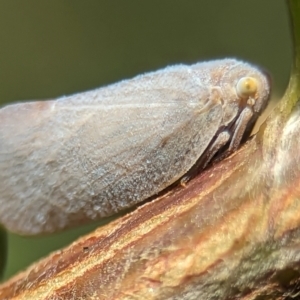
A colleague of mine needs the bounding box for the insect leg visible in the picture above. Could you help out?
[228,106,253,152]
[180,130,230,184]
[201,131,231,168]
[181,106,254,185]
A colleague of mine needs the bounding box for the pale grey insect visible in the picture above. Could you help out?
[0,59,270,235]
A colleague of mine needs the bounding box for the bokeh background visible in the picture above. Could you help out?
[0,1,291,280]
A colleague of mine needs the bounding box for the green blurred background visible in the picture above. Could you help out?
[0,1,292,280]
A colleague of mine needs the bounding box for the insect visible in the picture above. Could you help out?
[0,59,270,235]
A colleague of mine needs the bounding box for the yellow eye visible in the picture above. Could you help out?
[236,77,257,98]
